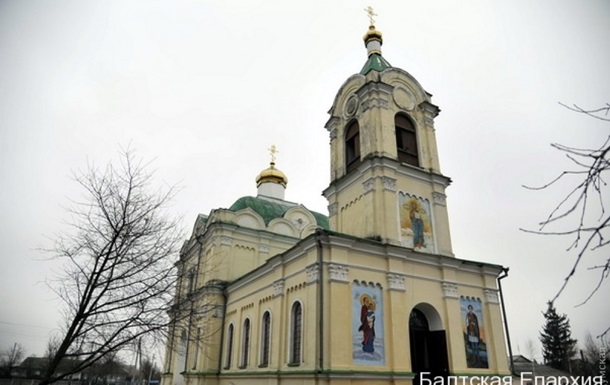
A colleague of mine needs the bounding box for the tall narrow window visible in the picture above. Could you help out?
[260,311,271,366]
[241,319,250,368]
[345,120,361,172]
[188,269,195,294]
[225,324,234,369]
[395,114,419,167]
[290,302,302,364]
[192,327,201,370]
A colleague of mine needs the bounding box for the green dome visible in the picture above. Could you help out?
[229,196,329,230]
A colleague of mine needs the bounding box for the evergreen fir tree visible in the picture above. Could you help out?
[540,302,577,372]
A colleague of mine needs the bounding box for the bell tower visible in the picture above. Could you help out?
[323,10,454,256]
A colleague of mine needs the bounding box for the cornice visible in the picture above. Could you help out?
[324,155,451,198]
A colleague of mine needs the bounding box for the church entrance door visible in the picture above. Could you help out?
[409,307,449,382]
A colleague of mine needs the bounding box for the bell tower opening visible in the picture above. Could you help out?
[345,120,361,173]
[395,113,419,167]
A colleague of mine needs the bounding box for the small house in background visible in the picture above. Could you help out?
[512,355,572,381]
[10,357,83,381]
[9,356,141,385]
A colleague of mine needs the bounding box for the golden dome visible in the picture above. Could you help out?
[256,162,288,187]
[363,25,383,45]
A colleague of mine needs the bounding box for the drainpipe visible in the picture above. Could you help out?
[497,267,514,375]
[315,229,325,374]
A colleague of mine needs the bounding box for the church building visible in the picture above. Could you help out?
[161,13,512,385]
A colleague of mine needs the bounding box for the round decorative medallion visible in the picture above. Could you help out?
[393,86,415,111]
[343,94,359,118]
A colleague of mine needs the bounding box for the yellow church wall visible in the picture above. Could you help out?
[326,279,351,370]
[335,192,367,237]
[317,238,508,378]
[221,246,320,375]
[326,155,453,253]
[166,233,510,385]
[168,234,317,381]
[223,277,278,371]
[442,296,467,372]
[454,270,487,288]
[385,289,411,372]
[191,223,303,287]
[484,303,510,375]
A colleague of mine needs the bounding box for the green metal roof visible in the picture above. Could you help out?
[310,211,329,230]
[229,196,329,230]
[360,53,392,75]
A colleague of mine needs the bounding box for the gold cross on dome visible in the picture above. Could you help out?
[364,6,377,26]
[268,145,279,163]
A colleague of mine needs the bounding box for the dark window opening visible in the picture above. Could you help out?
[241,319,250,368]
[345,121,361,173]
[225,324,234,369]
[260,312,271,366]
[395,114,419,167]
[188,270,195,294]
[290,302,302,364]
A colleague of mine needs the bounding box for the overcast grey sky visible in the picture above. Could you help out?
[1,0,609,362]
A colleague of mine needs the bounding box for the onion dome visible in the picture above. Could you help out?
[363,25,383,56]
[256,145,288,200]
[256,161,288,188]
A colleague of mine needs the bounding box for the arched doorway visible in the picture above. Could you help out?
[409,304,449,381]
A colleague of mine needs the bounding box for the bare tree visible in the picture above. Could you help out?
[524,339,538,374]
[41,149,183,385]
[44,335,61,361]
[0,343,25,377]
[83,353,128,385]
[522,103,610,336]
[141,357,160,384]
[571,332,610,377]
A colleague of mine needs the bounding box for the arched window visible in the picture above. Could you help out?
[187,269,195,294]
[240,319,250,368]
[289,302,303,364]
[395,114,419,167]
[260,311,271,366]
[225,324,234,369]
[345,120,361,172]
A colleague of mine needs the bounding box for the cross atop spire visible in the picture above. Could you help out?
[361,6,387,66]
[268,145,279,163]
[364,6,377,26]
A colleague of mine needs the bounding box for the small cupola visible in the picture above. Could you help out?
[363,24,383,56]
[360,6,391,75]
[256,145,288,200]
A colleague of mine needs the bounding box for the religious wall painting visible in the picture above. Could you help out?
[460,296,489,368]
[352,282,385,365]
[398,192,435,253]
